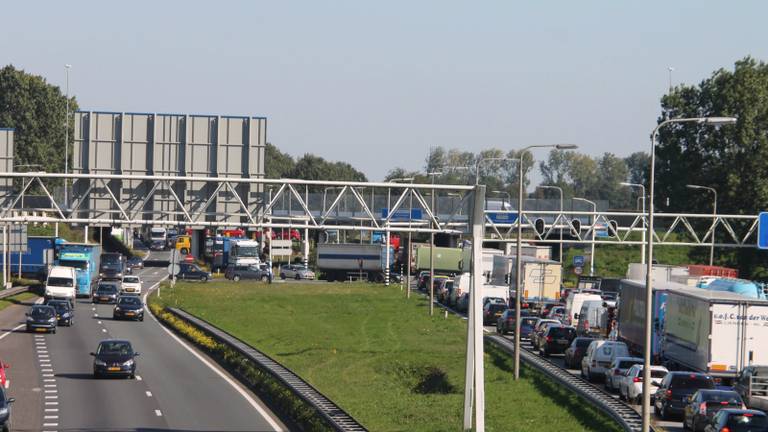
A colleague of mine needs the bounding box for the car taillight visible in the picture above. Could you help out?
[546,336,552,343]
[720,401,730,405]
[699,402,707,415]
[665,389,672,399]
[632,377,641,383]
[721,427,731,432]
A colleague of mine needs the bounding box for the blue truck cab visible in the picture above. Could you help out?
[55,244,102,297]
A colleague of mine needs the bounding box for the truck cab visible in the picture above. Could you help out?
[45,266,77,305]
[734,365,768,412]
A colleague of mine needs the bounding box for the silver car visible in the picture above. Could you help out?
[279,264,315,280]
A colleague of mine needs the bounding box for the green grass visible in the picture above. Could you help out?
[151,281,622,432]
[0,292,38,313]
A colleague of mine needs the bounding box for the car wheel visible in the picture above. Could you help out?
[295,274,301,280]
[261,276,269,282]
[233,275,241,282]
[660,404,668,420]
[280,273,286,280]
[51,328,56,334]
[682,417,690,430]
[140,316,144,322]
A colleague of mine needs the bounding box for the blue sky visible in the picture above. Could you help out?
[2,1,766,181]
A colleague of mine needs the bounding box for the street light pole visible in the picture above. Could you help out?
[641,116,737,432]
[537,185,563,263]
[64,64,71,209]
[621,182,646,264]
[573,197,596,276]
[514,144,577,380]
[427,171,441,316]
[686,184,717,266]
[391,178,415,298]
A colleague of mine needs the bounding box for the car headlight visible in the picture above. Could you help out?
[122,359,134,366]
[0,407,8,416]
[62,312,70,318]
[114,307,121,312]
[26,317,33,322]
[100,273,104,277]
[95,359,107,366]
[48,317,56,323]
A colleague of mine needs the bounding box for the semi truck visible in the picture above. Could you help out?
[210,237,261,271]
[56,243,102,297]
[316,243,394,282]
[1,236,63,280]
[490,255,562,313]
[415,246,463,273]
[663,288,768,384]
[148,227,167,250]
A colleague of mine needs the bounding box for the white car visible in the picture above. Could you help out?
[121,275,142,294]
[581,340,629,382]
[619,364,668,405]
[604,356,643,392]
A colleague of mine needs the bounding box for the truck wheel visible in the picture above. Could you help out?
[181,248,189,255]
[233,275,241,282]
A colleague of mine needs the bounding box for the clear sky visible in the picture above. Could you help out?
[2,1,766,181]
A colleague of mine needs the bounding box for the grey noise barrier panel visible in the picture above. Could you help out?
[487,334,653,432]
[167,307,368,432]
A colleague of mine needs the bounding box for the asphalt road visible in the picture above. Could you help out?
[0,249,285,432]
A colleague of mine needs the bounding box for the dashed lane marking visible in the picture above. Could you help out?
[44,402,58,405]
[155,410,162,417]
[98,321,102,324]
[101,328,107,333]
[45,408,58,412]
[146,391,152,397]
[135,375,142,381]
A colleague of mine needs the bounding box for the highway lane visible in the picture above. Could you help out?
[45,250,285,432]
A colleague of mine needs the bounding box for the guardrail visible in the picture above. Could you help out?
[0,286,31,300]
[487,334,652,432]
[166,308,367,432]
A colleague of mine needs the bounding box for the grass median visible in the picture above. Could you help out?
[0,292,37,313]
[150,281,622,432]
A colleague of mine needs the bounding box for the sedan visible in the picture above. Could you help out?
[0,387,15,432]
[684,390,745,431]
[126,255,144,270]
[225,264,272,282]
[538,325,576,357]
[91,339,139,379]
[121,275,142,294]
[113,296,145,322]
[279,264,315,280]
[47,300,74,326]
[26,305,57,333]
[704,409,768,432]
[483,303,508,326]
[93,282,120,304]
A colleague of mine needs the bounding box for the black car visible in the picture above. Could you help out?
[0,386,15,432]
[704,409,768,432]
[177,263,211,282]
[126,256,144,270]
[483,303,508,326]
[654,372,715,420]
[224,264,271,282]
[538,325,576,357]
[91,339,139,378]
[47,300,74,326]
[113,296,145,321]
[93,282,120,304]
[684,390,745,431]
[564,337,596,369]
[26,305,57,333]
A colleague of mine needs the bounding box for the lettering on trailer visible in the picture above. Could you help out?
[59,253,87,259]
[527,267,559,285]
[712,313,768,323]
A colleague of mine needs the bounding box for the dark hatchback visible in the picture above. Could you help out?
[93,282,120,304]
[126,256,144,270]
[564,337,596,369]
[538,325,576,357]
[113,296,145,321]
[483,303,508,325]
[224,264,271,282]
[704,409,768,432]
[684,389,745,431]
[91,339,139,378]
[654,372,715,419]
[26,305,57,333]
[0,386,15,432]
[47,300,74,326]
[177,263,211,282]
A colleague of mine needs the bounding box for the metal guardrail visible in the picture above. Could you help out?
[487,334,652,432]
[0,285,31,300]
[166,308,368,432]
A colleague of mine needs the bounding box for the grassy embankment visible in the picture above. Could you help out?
[0,292,38,313]
[150,281,622,432]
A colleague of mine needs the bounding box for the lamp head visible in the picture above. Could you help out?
[700,117,737,125]
[555,144,578,150]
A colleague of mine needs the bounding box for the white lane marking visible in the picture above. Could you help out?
[101,328,107,333]
[44,415,58,419]
[94,313,99,317]
[44,395,57,399]
[45,408,59,412]
[145,391,152,397]
[135,375,142,381]
[144,284,283,432]
[97,321,102,324]
[92,307,96,311]
[44,390,57,393]
[42,368,53,372]
[153,271,159,275]
[0,324,27,341]
[43,379,56,382]
[43,423,58,427]
[44,384,56,388]
[38,354,50,358]
[44,401,58,405]
[42,374,54,377]
[155,409,162,416]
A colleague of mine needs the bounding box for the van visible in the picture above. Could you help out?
[565,292,603,327]
[581,340,630,382]
[576,300,608,337]
[45,266,77,305]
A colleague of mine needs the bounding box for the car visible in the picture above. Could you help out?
[604,356,643,392]
[0,386,15,432]
[435,279,453,303]
[483,303,508,326]
[456,292,470,312]
[684,390,746,431]
[564,337,596,369]
[177,263,212,282]
[654,372,716,420]
[126,255,144,270]
[546,305,567,320]
[530,319,561,349]
[619,364,668,405]
[0,361,9,390]
[497,312,537,336]
[225,264,272,282]
[47,299,74,326]
[26,305,57,333]
[704,409,768,432]
[417,271,431,290]
[121,275,142,294]
[539,302,560,318]
[113,296,145,321]
[279,264,315,280]
[91,339,139,379]
[538,325,576,357]
[581,340,629,382]
[483,297,507,306]
[93,282,120,304]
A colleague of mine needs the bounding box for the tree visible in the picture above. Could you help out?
[288,154,367,182]
[265,142,295,178]
[0,65,78,173]
[655,56,768,276]
[624,151,649,186]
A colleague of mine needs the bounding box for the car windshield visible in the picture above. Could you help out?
[671,375,714,389]
[118,297,141,306]
[49,302,69,313]
[48,277,73,287]
[488,304,507,313]
[58,259,88,270]
[97,285,118,294]
[102,254,122,265]
[31,307,55,319]
[701,391,742,404]
[123,277,140,283]
[97,341,133,356]
[650,370,668,379]
[726,413,768,430]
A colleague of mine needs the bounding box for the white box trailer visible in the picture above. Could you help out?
[663,287,768,381]
[626,263,688,283]
[490,255,561,309]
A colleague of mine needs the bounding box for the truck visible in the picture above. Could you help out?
[148,227,167,250]
[55,244,102,297]
[490,254,562,313]
[616,279,688,358]
[1,236,63,280]
[663,288,768,384]
[733,365,768,411]
[626,263,688,283]
[228,238,261,267]
[415,246,463,273]
[99,252,126,281]
[316,243,394,282]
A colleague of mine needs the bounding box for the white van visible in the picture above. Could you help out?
[565,292,602,327]
[576,300,608,337]
[581,340,630,382]
[45,266,77,305]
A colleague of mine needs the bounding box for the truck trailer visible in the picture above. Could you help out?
[317,243,394,282]
[663,288,768,383]
[56,243,102,297]
[415,246,463,273]
[1,236,62,280]
[490,255,561,313]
